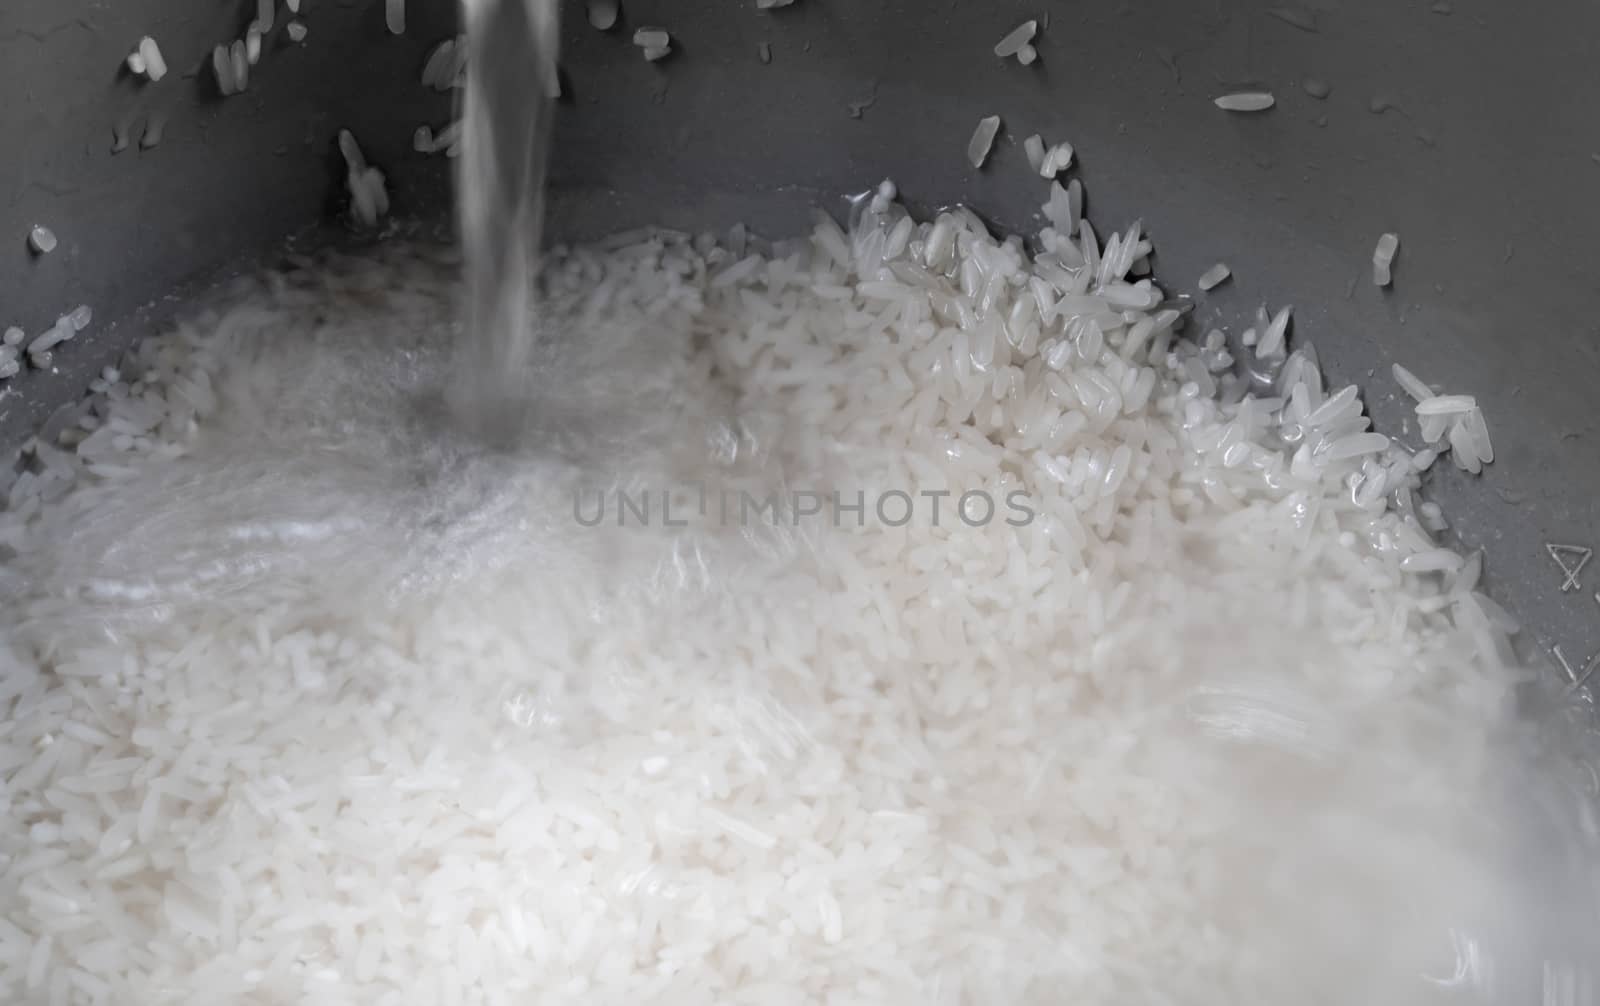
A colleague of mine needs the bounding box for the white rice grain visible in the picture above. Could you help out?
[338,129,367,172]
[1447,420,1481,474]
[1040,141,1074,177]
[1304,385,1358,428]
[1198,263,1231,291]
[968,115,1001,169]
[633,28,670,49]
[28,225,57,255]
[1214,92,1275,112]
[1402,549,1464,574]
[1322,431,1389,460]
[230,40,249,92]
[421,39,456,88]
[212,44,235,95]
[1391,363,1434,402]
[994,20,1037,58]
[27,324,71,358]
[1044,181,1074,234]
[587,0,619,30]
[1023,134,1045,174]
[1373,232,1399,286]
[433,121,462,151]
[1255,304,1292,357]
[1418,501,1448,531]
[139,37,168,81]
[1462,407,1493,464]
[1414,394,1476,417]
[139,115,166,150]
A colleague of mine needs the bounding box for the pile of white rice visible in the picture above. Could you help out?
[0,186,1582,1003]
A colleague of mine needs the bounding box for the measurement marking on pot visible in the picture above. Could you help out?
[1552,645,1600,691]
[1554,646,1577,682]
[1544,543,1591,592]
[1573,654,1600,692]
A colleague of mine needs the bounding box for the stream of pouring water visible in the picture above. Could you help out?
[451,0,561,443]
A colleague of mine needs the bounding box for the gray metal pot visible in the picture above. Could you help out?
[3,0,1600,993]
